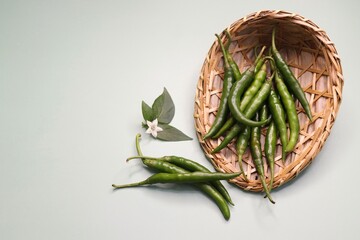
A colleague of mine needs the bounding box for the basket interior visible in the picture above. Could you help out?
[194,11,343,192]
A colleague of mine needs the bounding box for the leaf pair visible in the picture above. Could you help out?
[142,88,192,141]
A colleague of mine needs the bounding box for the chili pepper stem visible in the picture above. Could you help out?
[135,134,144,156]
[127,156,159,162]
[215,34,230,68]
[112,181,148,189]
[254,46,266,64]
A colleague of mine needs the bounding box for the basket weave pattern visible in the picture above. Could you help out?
[194,10,343,191]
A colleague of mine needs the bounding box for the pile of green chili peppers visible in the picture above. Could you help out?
[112,134,240,220]
[204,28,312,203]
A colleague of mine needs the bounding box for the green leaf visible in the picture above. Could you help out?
[156,124,192,141]
[152,88,175,124]
[141,101,155,121]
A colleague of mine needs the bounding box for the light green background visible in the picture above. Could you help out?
[1,0,359,239]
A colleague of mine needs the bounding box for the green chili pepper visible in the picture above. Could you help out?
[268,88,287,162]
[137,160,232,220]
[203,34,234,140]
[260,104,269,121]
[254,57,265,74]
[225,30,242,81]
[271,28,312,121]
[274,70,300,153]
[239,63,267,113]
[250,112,275,204]
[212,54,268,139]
[260,104,273,191]
[212,123,242,153]
[212,73,274,153]
[133,134,232,220]
[112,171,240,188]
[228,48,271,127]
[128,154,235,206]
[235,126,251,181]
[241,72,274,123]
[212,117,235,139]
[260,104,277,192]
[265,120,277,192]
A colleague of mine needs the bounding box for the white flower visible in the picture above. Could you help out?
[145,119,163,138]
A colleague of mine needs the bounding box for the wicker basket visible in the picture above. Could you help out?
[194,10,343,192]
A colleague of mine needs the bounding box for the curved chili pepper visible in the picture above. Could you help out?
[250,112,275,204]
[212,123,242,153]
[212,73,274,153]
[212,53,268,139]
[268,88,287,162]
[227,47,271,127]
[203,34,234,140]
[254,57,265,74]
[228,65,271,127]
[265,120,277,192]
[128,154,235,206]
[236,126,251,181]
[212,116,235,139]
[241,72,274,125]
[224,30,242,81]
[121,157,232,221]
[260,104,275,191]
[239,62,267,112]
[271,28,312,121]
[134,134,231,220]
[274,70,300,153]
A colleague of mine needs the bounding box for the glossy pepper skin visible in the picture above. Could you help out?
[240,63,267,112]
[224,30,242,81]
[203,34,234,140]
[271,28,312,121]
[227,47,271,127]
[265,120,277,192]
[268,88,288,162]
[212,117,235,139]
[274,70,300,153]
[260,104,276,191]
[228,65,271,127]
[236,126,251,181]
[254,57,265,74]
[250,112,275,204]
[212,54,268,139]
[112,171,240,188]
[134,134,231,220]
[211,73,274,153]
[128,159,232,220]
[144,155,234,206]
[212,123,242,153]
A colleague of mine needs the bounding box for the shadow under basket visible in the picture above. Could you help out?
[194,10,343,192]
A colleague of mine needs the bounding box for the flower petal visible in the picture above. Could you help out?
[153,118,158,126]
[151,130,158,138]
[145,128,152,134]
[146,120,153,128]
[155,126,163,132]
